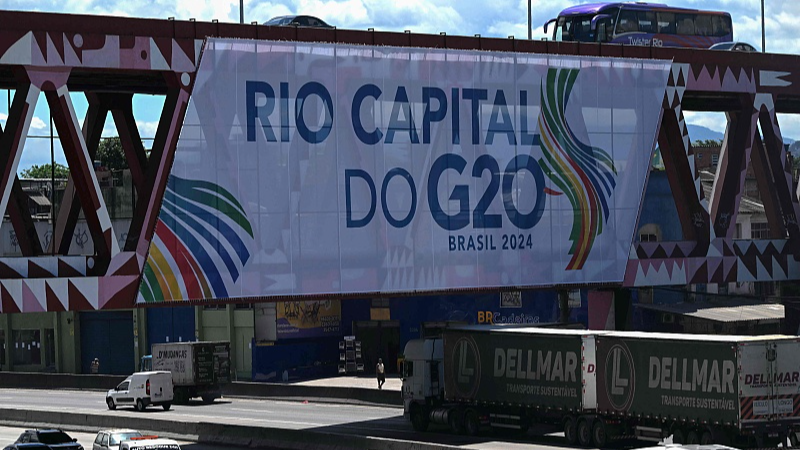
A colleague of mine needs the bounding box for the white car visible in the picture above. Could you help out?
[92,430,143,450]
[106,371,174,411]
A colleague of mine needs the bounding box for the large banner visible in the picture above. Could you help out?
[137,38,670,303]
[276,300,341,339]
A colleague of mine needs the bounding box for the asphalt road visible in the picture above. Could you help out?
[0,388,646,450]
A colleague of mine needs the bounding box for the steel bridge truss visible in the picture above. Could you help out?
[0,10,797,311]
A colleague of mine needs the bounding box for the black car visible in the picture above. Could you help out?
[7,430,83,450]
[264,15,333,28]
[3,444,50,450]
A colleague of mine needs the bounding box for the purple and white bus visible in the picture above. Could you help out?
[544,2,733,48]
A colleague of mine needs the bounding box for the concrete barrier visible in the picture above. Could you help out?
[0,408,459,450]
[0,373,402,406]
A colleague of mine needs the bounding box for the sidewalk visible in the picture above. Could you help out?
[292,374,402,391]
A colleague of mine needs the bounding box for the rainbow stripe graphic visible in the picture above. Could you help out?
[537,68,617,270]
[139,175,254,302]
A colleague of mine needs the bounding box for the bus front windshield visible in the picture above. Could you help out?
[553,15,595,42]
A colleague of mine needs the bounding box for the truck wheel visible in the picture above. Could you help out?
[563,416,578,445]
[577,418,592,447]
[790,431,799,447]
[162,402,171,411]
[672,428,685,444]
[202,395,215,404]
[700,430,713,445]
[464,410,480,437]
[592,418,608,448]
[686,430,699,444]
[410,405,429,432]
[135,399,146,412]
[449,409,464,435]
[106,397,116,410]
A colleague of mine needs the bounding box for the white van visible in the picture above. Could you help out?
[118,437,181,450]
[106,371,174,412]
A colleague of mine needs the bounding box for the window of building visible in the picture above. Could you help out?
[711,154,719,168]
[751,222,770,239]
[638,223,662,242]
[12,329,41,366]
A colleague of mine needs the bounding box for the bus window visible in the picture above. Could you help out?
[637,11,656,33]
[554,16,568,41]
[694,14,712,36]
[712,15,732,37]
[657,12,675,34]
[676,14,695,35]
[616,9,638,33]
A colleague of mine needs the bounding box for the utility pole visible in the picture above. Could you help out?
[528,0,532,40]
[240,0,244,24]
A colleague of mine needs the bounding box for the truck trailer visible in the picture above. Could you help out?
[402,326,800,448]
[140,341,231,403]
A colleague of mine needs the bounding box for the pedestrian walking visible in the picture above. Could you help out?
[90,357,100,374]
[376,358,385,389]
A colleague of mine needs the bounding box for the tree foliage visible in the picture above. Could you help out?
[20,163,70,179]
[96,137,128,171]
[692,139,723,147]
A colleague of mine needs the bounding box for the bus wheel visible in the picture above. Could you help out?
[700,430,713,445]
[686,430,699,445]
[464,409,480,436]
[577,417,592,447]
[592,418,608,448]
[790,431,799,447]
[564,416,578,445]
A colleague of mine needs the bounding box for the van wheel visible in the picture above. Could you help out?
[106,397,116,410]
[464,409,480,436]
[135,399,146,412]
[162,403,171,411]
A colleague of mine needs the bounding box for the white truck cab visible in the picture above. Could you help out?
[106,371,174,412]
[402,338,444,431]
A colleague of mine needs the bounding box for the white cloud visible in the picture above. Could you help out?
[29,116,47,130]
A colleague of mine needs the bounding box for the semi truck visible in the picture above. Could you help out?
[140,341,231,403]
[402,326,800,448]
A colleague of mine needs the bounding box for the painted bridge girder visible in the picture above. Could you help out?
[0,10,796,311]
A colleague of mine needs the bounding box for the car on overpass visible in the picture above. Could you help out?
[264,15,333,28]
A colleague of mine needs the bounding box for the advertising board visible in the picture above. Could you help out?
[276,300,341,339]
[595,335,739,424]
[137,38,670,303]
[443,329,583,408]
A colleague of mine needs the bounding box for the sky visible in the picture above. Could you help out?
[1,0,798,170]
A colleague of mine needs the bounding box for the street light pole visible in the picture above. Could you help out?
[761,0,765,52]
[240,0,244,24]
[528,0,532,39]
